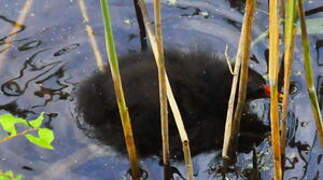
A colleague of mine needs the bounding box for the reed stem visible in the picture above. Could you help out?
[137,1,193,178]
[269,0,283,179]
[281,0,297,157]
[297,0,323,145]
[222,0,256,163]
[99,0,140,178]
[153,0,170,166]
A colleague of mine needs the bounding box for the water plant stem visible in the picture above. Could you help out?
[153,0,170,166]
[222,0,256,164]
[281,0,297,157]
[269,0,282,179]
[137,1,193,179]
[99,0,140,178]
[77,0,105,72]
[297,0,323,145]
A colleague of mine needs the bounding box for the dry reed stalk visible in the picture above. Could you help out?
[0,0,34,67]
[137,0,193,179]
[153,0,170,165]
[77,0,105,72]
[269,0,283,179]
[166,76,193,180]
[99,0,140,178]
[281,0,297,156]
[297,0,323,145]
[222,0,256,163]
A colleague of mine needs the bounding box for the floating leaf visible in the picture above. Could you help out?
[29,113,45,128]
[0,170,23,180]
[0,114,28,136]
[25,128,54,150]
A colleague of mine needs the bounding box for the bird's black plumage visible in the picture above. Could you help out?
[76,50,269,159]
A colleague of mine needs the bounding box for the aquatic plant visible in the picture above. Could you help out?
[136,0,194,178]
[99,0,140,178]
[0,113,54,149]
[297,0,323,144]
[0,170,23,180]
[268,0,283,179]
[0,113,55,180]
[222,0,256,164]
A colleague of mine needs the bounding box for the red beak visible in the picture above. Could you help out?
[262,84,284,99]
[262,84,271,97]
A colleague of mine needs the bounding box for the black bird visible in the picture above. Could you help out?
[75,50,269,159]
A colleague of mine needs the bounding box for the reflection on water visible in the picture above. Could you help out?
[0,15,25,46]
[17,40,42,51]
[0,0,322,179]
[1,49,61,96]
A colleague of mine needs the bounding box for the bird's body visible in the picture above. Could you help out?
[76,50,269,159]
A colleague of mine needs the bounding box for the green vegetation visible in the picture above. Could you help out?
[99,0,140,178]
[0,113,55,180]
[0,170,23,180]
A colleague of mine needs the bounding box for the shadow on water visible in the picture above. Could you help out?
[0,0,322,179]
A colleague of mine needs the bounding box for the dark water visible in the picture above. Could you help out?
[0,0,322,179]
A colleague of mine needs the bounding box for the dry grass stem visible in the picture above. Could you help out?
[222,0,256,163]
[269,0,282,179]
[137,0,193,178]
[224,45,235,75]
[153,0,170,165]
[166,76,193,180]
[77,0,105,72]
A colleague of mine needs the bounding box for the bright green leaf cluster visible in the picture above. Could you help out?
[25,128,55,150]
[0,114,28,136]
[0,170,23,180]
[0,113,55,150]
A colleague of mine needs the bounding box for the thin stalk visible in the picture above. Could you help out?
[153,0,170,166]
[281,0,297,157]
[137,1,193,179]
[166,77,193,180]
[99,0,140,178]
[269,0,282,179]
[0,128,37,143]
[222,0,256,163]
[77,0,105,72]
[297,0,323,145]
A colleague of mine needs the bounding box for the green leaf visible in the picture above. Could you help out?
[0,170,23,180]
[0,114,28,136]
[29,113,45,128]
[25,128,55,150]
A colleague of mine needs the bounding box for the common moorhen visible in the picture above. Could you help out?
[76,50,269,159]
